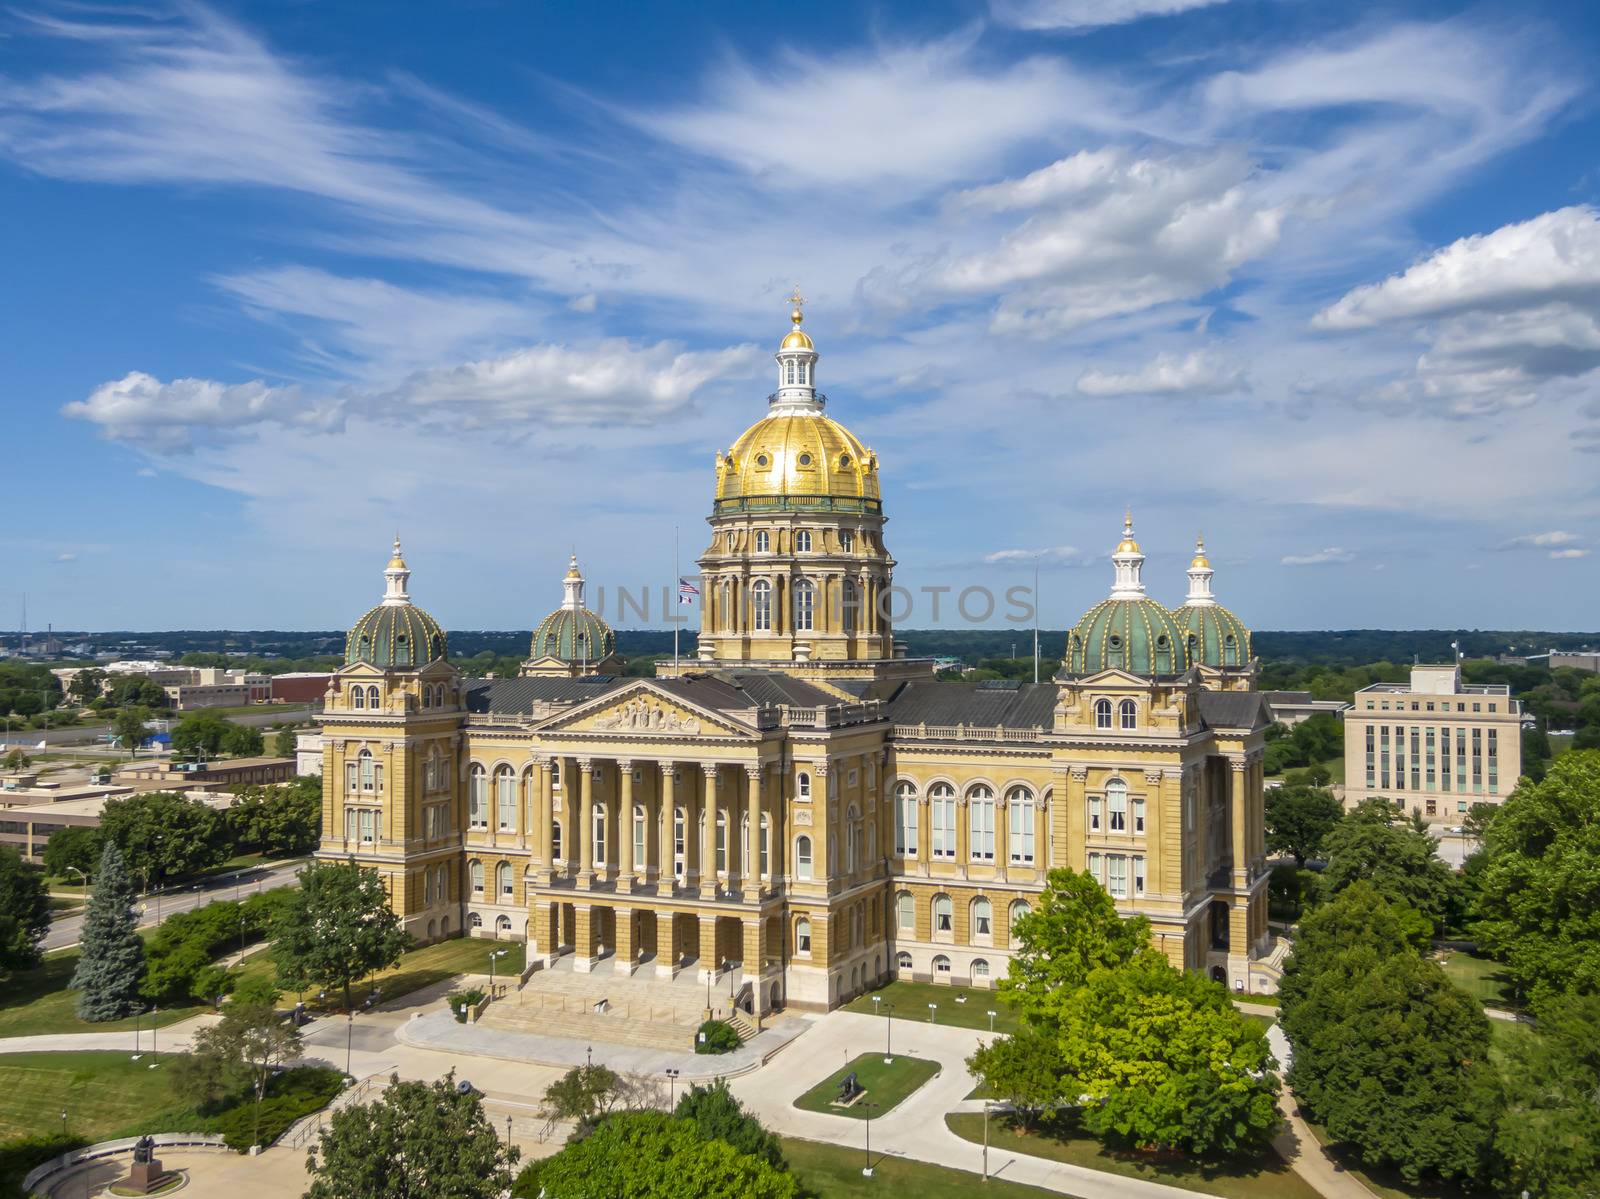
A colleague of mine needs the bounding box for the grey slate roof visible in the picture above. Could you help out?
[465,676,629,713]
[883,681,1058,729]
[1197,690,1269,730]
[466,669,840,717]
[1261,690,1313,705]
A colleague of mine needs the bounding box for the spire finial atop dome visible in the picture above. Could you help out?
[774,284,820,412]
[382,535,411,605]
[1109,511,1146,599]
[562,554,585,612]
[1190,533,1210,571]
[1186,533,1216,606]
[787,283,805,328]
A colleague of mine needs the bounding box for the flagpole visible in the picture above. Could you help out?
[673,526,680,671]
[1033,557,1041,685]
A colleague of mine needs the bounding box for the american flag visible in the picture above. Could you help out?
[678,577,699,605]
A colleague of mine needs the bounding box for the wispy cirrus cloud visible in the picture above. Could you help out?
[1077,351,1246,396]
[1550,548,1592,560]
[984,546,1095,565]
[1281,547,1354,566]
[991,0,1231,31]
[1499,530,1582,549]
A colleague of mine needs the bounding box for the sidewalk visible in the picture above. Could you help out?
[0,1013,217,1055]
[1266,1023,1378,1199]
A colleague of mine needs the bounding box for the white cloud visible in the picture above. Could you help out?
[62,372,342,452]
[1550,548,1591,560]
[984,546,1090,564]
[1281,547,1354,566]
[862,148,1284,334]
[991,0,1230,30]
[1077,351,1246,396]
[1500,530,1581,549]
[635,38,1116,191]
[567,293,598,314]
[54,552,77,563]
[376,340,761,428]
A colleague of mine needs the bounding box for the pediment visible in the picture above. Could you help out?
[540,682,750,739]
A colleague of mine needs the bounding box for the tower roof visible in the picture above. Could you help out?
[529,554,615,663]
[1061,514,1189,679]
[345,537,447,669]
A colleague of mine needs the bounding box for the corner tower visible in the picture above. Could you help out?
[683,291,925,686]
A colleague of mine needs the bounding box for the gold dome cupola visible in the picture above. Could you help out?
[772,284,821,415]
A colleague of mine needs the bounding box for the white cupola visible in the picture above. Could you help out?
[771,285,822,416]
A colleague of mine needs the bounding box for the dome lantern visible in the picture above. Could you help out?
[525,553,618,675]
[772,284,821,416]
[1061,514,1190,679]
[1110,510,1146,599]
[1184,535,1215,607]
[345,536,448,669]
[1174,536,1252,669]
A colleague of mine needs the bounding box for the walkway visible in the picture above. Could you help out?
[1266,1024,1377,1199]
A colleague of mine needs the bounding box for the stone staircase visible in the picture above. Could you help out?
[479,961,713,1052]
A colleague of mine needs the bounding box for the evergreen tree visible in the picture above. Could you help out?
[70,841,147,1020]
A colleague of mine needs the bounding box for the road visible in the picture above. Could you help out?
[0,704,314,750]
[45,858,306,950]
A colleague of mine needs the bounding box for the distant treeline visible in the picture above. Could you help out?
[13,627,1599,669]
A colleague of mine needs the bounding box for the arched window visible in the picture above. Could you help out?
[894,782,918,857]
[352,686,364,710]
[933,893,953,936]
[795,916,812,955]
[495,766,515,832]
[896,950,913,970]
[469,911,483,929]
[896,891,914,930]
[550,759,561,789]
[469,860,484,893]
[358,748,375,791]
[755,530,770,553]
[797,771,811,800]
[795,835,813,880]
[592,805,606,865]
[973,958,990,979]
[796,530,812,552]
[1119,699,1137,729]
[930,783,956,860]
[972,897,993,939]
[751,579,773,631]
[968,785,995,862]
[497,862,512,899]
[1094,698,1113,729]
[1008,787,1035,865]
[840,529,854,552]
[367,685,380,708]
[793,579,815,631]
[468,765,487,829]
[1107,778,1128,832]
[933,954,951,975]
[420,685,431,709]
[495,914,511,934]
[1009,899,1030,932]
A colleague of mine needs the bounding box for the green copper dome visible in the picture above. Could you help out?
[530,607,614,663]
[1173,603,1251,668]
[1064,597,1190,678]
[346,603,448,668]
[344,538,447,669]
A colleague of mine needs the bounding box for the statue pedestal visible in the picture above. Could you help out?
[124,1156,166,1193]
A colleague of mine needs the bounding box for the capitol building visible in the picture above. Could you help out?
[316,299,1274,1016]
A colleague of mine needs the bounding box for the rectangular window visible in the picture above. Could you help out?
[1457,729,1467,791]
[1132,856,1146,896]
[498,781,515,832]
[1108,790,1126,832]
[970,801,995,862]
[345,761,357,792]
[1009,801,1035,864]
[1487,729,1498,790]
[344,807,358,840]
[932,796,956,860]
[716,817,726,872]
[1132,798,1145,835]
[1409,728,1421,791]
[1380,726,1390,789]
[1108,855,1127,899]
[359,808,375,844]
[1088,796,1102,833]
[1425,728,1436,790]
[896,794,918,857]
[633,811,646,867]
[1087,851,1102,883]
[673,810,686,879]
[1440,726,1451,791]
[1472,728,1483,791]
[1365,725,1376,788]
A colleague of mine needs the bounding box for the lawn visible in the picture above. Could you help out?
[781,1135,1066,1198]
[1438,950,1519,1010]
[253,936,528,1012]
[946,1114,1322,1199]
[0,943,206,1039]
[794,1055,941,1121]
[844,979,1017,1034]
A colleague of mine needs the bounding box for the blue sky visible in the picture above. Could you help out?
[4,0,1600,634]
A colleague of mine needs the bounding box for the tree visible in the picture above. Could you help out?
[227,777,321,857]
[542,1063,624,1128]
[1521,724,1552,783]
[70,842,146,1020]
[177,1000,302,1148]
[1319,799,1458,930]
[1053,951,1281,1156]
[1475,750,1600,1004]
[272,726,298,758]
[105,676,167,709]
[1280,885,1499,1185]
[966,1027,1070,1127]
[42,825,103,882]
[111,703,152,755]
[1,747,30,771]
[171,711,237,758]
[520,1111,796,1199]
[997,867,1149,1027]
[1492,993,1600,1199]
[99,791,227,887]
[1265,785,1344,866]
[67,668,106,705]
[305,1072,518,1199]
[0,847,50,974]
[673,1079,783,1169]
[271,860,410,1010]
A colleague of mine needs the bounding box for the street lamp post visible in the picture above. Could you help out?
[489,947,508,995]
[862,1101,876,1178]
[987,1009,997,1032]
[132,1006,142,1060]
[928,1002,937,1024]
[983,1100,991,1181]
[346,1011,354,1078]
[60,1110,67,1136]
[665,1068,680,1108]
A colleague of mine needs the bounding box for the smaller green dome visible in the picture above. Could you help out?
[1174,603,1251,669]
[1064,597,1190,678]
[531,607,615,663]
[346,603,447,669]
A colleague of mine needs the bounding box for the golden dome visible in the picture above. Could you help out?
[715,412,880,513]
[387,535,407,571]
[1190,535,1210,570]
[565,552,581,580]
[1115,511,1141,555]
[780,327,815,350]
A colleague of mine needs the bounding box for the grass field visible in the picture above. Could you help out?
[0,1052,195,1142]
[844,980,1017,1034]
[246,936,528,1011]
[946,1114,1321,1199]
[0,943,206,1039]
[1438,951,1519,1010]
[781,1135,1065,1198]
[794,1055,941,1121]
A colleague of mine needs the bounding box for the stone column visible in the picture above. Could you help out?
[531,899,556,965]
[1065,766,1086,869]
[533,759,550,880]
[745,765,764,902]
[655,910,678,979]
[573,904,596,973]
[1230,759,1248,890]
[742,917,767,1017]
[995,791,1010,884]
[618,760,635,891]
[660,763,677,891]
[614,906,636,976]
[698,912,720,987]
[1034,790,1049,878]
[701,764,719,899]
[956,792,970,880]
[576,758,594,886]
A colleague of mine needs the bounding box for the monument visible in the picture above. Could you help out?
[122,1135,168,1194]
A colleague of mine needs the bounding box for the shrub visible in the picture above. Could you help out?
[695,1019,740,1055]
[0,1133,88,1199]
[208,1066,345,1151]
[449,989,486,1022]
